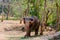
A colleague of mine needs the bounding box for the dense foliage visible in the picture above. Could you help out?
[0,0,60,27]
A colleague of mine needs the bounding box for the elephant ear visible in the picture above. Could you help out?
[23,17,26,24]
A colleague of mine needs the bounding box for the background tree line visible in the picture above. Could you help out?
[0,0,60,31]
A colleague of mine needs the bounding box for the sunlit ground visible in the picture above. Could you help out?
[0,20,56,40]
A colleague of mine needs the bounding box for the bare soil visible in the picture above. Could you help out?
[0,20,56,40]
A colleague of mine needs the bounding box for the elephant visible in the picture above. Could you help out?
[22,16,41,37]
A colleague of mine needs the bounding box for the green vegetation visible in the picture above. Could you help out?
[0,0,60,30]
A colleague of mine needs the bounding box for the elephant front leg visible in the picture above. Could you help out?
[25,29,31,37]
[24,23,31,37]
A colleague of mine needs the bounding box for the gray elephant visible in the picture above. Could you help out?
[21,16,40,37]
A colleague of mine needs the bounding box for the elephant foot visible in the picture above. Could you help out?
[24,35,30,38]
[35,34,38,36]
[40,33,43,35]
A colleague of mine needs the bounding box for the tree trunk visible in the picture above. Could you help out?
[6,1,10,20]
[41,0,47,30]
[6,5,10,20]
[1,0,4,22]
[55,2,60,31]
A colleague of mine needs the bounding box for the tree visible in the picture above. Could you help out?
[1,0,4,22]
[6,0,10,20]
[55,0,60,31]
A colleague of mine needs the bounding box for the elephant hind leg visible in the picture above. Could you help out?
[40,24,43,35]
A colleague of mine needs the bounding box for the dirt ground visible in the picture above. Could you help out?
[0,20,56,40]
